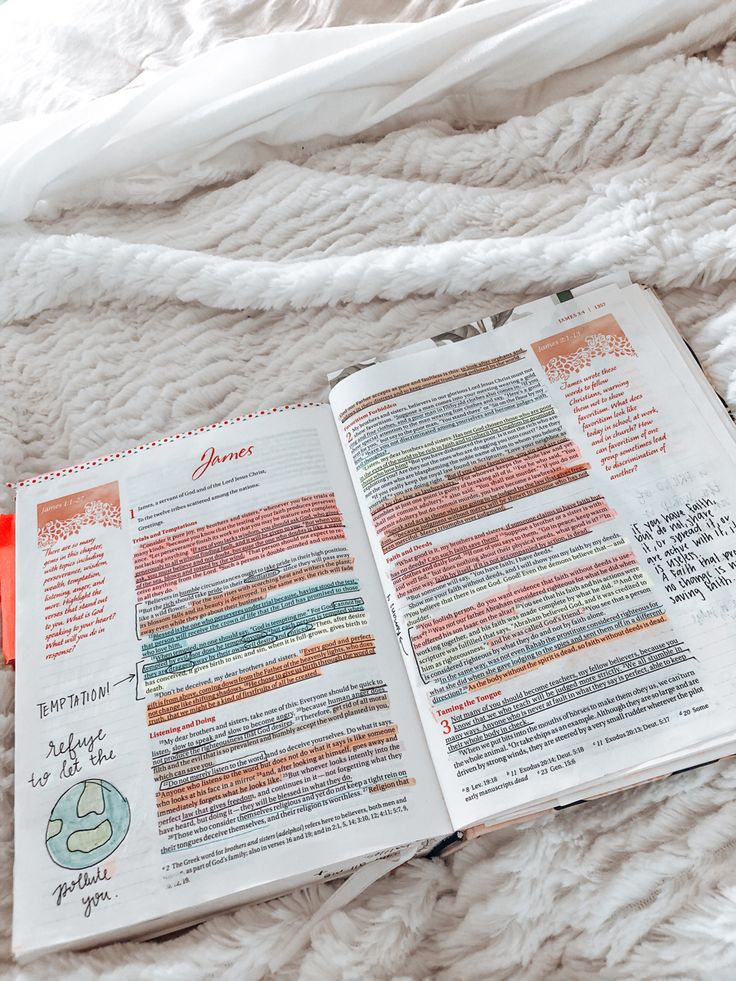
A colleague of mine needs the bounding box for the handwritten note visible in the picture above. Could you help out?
[632,494,736,608]
[43,539,114,660]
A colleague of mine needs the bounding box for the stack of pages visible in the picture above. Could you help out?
[9,274,736,959]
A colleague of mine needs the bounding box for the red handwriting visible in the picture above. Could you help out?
[561,369,667,479]
[192,445,254,481]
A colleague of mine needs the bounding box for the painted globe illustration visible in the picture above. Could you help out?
[46,779,130,870]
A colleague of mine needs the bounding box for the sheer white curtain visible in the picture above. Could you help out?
[0,0,726,223]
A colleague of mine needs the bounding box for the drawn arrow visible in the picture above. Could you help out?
[114,673,136,687]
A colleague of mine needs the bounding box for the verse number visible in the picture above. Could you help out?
[440,719,452,735]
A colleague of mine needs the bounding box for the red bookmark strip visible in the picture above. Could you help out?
[0,514,16,667]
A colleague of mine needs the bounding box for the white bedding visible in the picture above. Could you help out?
[2,2,736,978]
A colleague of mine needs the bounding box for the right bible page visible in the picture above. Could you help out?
[329,285,736,829]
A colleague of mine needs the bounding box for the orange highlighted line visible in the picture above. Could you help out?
[467,614,667,692]
[369,777,416,794]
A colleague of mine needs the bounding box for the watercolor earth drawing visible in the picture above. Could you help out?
[45,779,130,870]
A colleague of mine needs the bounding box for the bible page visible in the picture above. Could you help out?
[12,404,449,960]
[328,288,736,829]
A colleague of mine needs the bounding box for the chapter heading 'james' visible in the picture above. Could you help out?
[192,445,254,481]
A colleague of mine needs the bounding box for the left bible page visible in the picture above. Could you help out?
[12,404,450,961]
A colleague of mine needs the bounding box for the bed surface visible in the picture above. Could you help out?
[2,2,736,977]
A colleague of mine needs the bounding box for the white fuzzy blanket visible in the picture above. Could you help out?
[3,2,736,978]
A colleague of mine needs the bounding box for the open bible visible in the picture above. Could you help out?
[10,275,736,960]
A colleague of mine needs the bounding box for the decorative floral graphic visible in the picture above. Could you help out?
[37,481,121,550]
[532,314,636,383]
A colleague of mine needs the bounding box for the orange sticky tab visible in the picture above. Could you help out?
[0,514,16,668]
